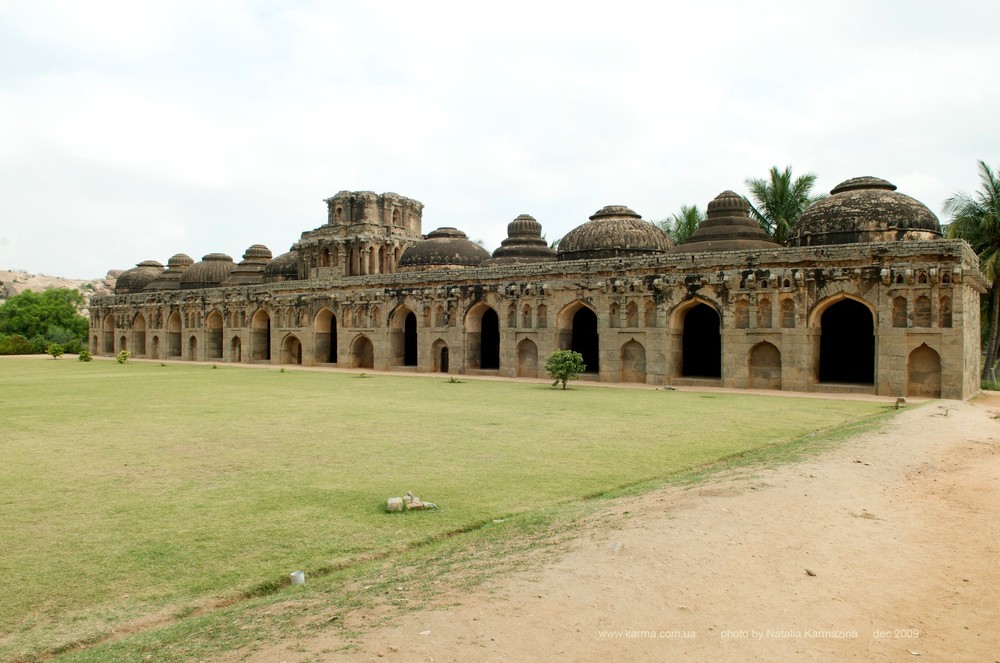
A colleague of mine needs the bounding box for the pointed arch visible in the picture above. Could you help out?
[620,340,646,383]
[205,310,224,359]
[350,334,374,368]
[251,309,271,361]
[133,313,147,356]
[670,299,721,378]
[282,334,303,365]
[102,313,115,354]
[748,341,782,390]
[815,296,874,384]
[432,338,450,373]
[516,338,539,378]
[465,302,500,370]
[557,301,599,374]
[167,311,182,358]
[230,335,242,363]
[314,307,338,363]
[907,343,941,398]
[389,305,418,367]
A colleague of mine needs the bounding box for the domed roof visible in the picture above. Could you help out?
[482,214,557,266]
[673,191,780,253]
[558,205,672,261]
[397,227,491,271]
[223,244,273,286]
[143,253,193,290]
[263,247,300,281]
[115,260,164,294]
[788,176,942,247]
[179,253,236,290]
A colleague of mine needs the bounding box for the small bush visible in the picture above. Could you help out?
[47,343,64,359]
[116,350,130,364]
[78,350,93,362]
[545,349,586,390]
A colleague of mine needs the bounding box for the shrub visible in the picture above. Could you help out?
[0,334,33,355]
[47,343,64,359]
[116,349,130,364]
[78,350,93,362]
[544,349,586,390]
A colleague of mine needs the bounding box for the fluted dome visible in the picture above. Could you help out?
[397,227,491,271]
[223,244,273,286]
[143,253,193,291]
[115,260,164,294]
[482,214,557,266]
[179,253,236,290]
[673,191,779,253]
[558,205,672,261]
[263,247,300,282]
[788,177,942,247]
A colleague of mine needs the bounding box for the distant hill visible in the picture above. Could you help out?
[0,269,118,312]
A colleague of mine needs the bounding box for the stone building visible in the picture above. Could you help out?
[90,180,987,399]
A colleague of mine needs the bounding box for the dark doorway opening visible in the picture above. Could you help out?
[481,309,500,369]
[440,346,449,373]
[682,304,721,377]
[571,307,599,373]
[819,299,874,383]
[404,312,417,366]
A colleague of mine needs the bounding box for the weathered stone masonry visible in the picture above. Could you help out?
[90,182,987,400]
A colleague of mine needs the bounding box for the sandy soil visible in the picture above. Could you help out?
[237,394,1000,663]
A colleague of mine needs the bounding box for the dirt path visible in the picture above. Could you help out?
[240,395,1000,662]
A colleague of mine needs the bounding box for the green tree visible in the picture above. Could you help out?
[658,205,704,245]
[47,343,64,359]
[544,349,586,390]
[745,165,825,244]
[0,288,89,342]
[944,160,1000,380]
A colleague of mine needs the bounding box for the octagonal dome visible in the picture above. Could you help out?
[673,191,779,253]
[397,227,491,271]
[223,244,273,286]
[558,205,672,261]
[787,176,942,247]
[179,253,236,289]
[115,260,164,294]
[482,214,557,266]
[143,253,193,291]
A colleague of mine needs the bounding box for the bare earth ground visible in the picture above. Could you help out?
[230,392,1000,663]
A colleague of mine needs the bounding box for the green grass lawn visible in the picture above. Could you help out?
[0,357,892,661]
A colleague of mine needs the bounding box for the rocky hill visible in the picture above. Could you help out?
[0,269,119,310]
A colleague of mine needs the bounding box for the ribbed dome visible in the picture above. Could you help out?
[397,227,491,271]
[223,244,273,286]
[115,260,164,294]
[482,214,557,266]
[558,205,672,261]
[263,248,300,281]
[673,191,780,253]
[143,253,193,291]
[788,177,942,247]
[179,253,236,290]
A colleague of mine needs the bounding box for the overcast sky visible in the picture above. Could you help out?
[2,0,998,279]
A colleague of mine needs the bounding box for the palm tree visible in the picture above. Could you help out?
[745,166,825,244]
[658,205,704,245]
[944,160,1000,381]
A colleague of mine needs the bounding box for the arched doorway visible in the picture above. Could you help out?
[314,308,337,363]
[206,310,223,359]
[517,339,539,378]
[187,335,198,360]
[571,307,599,373]
[103,314,115,354]
[133,314,147,356]
[466,304,500,370]
[432,339,449,373]
[282,335,303,365]
[167,311,182,358]
[390,307,418,367]
[230,336,242,363]
[620,340,646,383]
[818,298,874,383]
[748,341,782,389]
[350,335,374,368]
[682,303,721,378]
[907,344,941,397]
[251,310,271,361]
[150,335,160,360]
